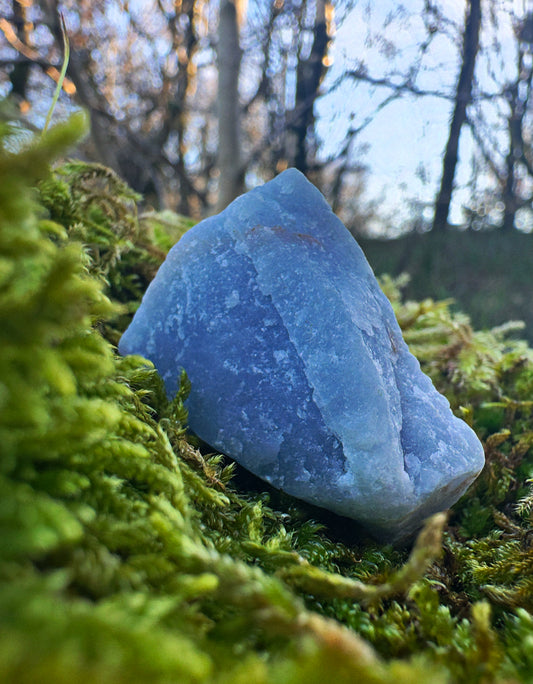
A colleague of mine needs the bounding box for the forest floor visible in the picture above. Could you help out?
[360,229,533,342]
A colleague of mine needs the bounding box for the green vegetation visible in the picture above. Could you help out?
[3,112,533,682]
[360,230,533,342]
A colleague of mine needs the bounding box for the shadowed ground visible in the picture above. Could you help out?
[360,230,533,341]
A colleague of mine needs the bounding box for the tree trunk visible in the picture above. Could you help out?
[287,0,329,174]
[502,36,533,231]
[9,0,32,100]
[216,0,244,211]
[502,82,519,232]
[432,0,481,232]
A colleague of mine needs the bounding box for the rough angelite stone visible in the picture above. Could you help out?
[119,168,485,541]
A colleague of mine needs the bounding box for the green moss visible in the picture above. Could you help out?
[2,110,533,682]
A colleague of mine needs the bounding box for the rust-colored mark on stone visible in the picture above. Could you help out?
[247,224,322,247]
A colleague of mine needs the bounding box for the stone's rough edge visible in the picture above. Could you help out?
[119,168,485,542]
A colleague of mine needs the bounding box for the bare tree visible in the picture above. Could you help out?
[0,0,372,226]
[286,0,330,173]
[462,9,533,232]
[432,0,481,232]
[501,14,533,231]
[19,0,211,214]
[216,0,244,210]
[7,0,31,101]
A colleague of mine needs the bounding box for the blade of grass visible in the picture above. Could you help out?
[42,13,70,135]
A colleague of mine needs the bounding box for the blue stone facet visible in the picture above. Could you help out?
[119,169,485,541]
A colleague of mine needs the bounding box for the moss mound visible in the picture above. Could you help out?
[2,113,533,682]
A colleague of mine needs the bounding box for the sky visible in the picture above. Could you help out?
[314,0,528,234]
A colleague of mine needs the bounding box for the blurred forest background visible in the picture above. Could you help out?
[1,0,533,337]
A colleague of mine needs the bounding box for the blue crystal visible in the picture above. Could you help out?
[119,169,485,541]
